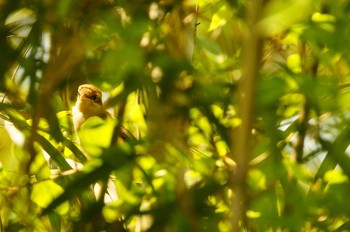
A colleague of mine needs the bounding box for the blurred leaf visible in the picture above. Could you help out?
[324,170,348,185]
[5,8,36,49]
[42,164,110,215]
[287,54,301,73]
[101,44,145,86]
[43,144,135,215]
[48,212,61,232]
[63,138,87,163]
[248,168,266,191]
[283,158,313,183]
[4,0,350,231]
[208,4,233,31]
[36,133,72,172]
[0,124,16,170]
[78,117,115,157]
[56,0,75,19]
[197,36,223,56]
[259,0,312,36]
[31,180,69,214]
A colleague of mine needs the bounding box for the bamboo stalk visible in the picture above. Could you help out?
[231,0,265,230]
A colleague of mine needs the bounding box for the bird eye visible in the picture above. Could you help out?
[88,94,100,102]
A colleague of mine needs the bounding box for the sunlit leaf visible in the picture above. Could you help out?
[78,117,115,157]
[0,124,16,170]
[248,168,266,191]
[36,134,72,172]
[31,180,69,214]
[215,140,228,157]
[311,12,336,32]
[208,4,233,31]
[287,54,301,73]
[324,170,348,185]
[184,169,202,187]
[246,210,261,219]
[42,164,110,215]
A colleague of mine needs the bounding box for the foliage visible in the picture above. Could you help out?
[1,0,350,231]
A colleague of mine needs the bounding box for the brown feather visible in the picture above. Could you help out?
[73,84,134,141]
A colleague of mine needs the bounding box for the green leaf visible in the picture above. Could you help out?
[324,170,348,185]
[78,117,115,157]
[208,4,233,31]
[48,212,61,232]
[42,164,110,215]
[36,133,72,172]
[287,54,301,73]
[283,159,312,183]
[63,138,87,163]
[31,180,69,214]
[248,168,267,191]
[0,125,16,170]
[43,144,135,215]
[259,0,312,36]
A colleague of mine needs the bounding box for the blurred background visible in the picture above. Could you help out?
[1,0,350,231]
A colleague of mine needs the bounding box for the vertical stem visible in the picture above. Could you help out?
[295,43,319,163]
[231,0,265,230]
[295,97,309,163]
[110,100,127,144]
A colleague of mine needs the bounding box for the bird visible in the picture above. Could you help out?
[72,84,150,230]
[72,84,134,141]
[71,84,135,204]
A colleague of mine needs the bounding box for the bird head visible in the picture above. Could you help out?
[72,84,135,141]
[73,84,109,130]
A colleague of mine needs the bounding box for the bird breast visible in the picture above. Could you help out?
[72,99,108,130]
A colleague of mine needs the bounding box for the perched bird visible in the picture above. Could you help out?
[72,84,135,204]
[72,84,134,141]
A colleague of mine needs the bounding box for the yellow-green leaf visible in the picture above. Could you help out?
[31,180,69,214]
[78,117,115,157]
[208,5,232,31]
[324,170,348,185]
